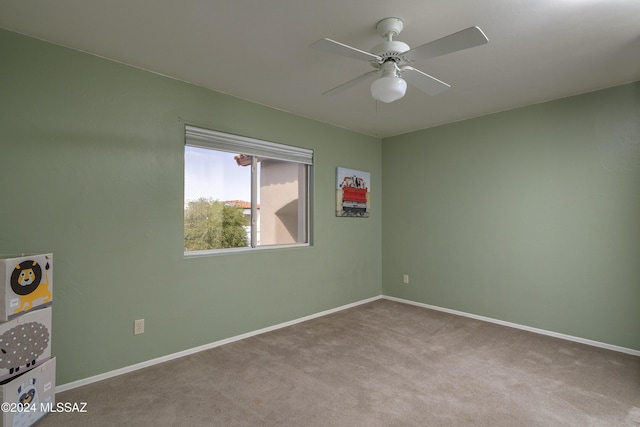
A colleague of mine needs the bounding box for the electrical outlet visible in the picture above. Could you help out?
[134,319,145,335]
[403,274,409,284]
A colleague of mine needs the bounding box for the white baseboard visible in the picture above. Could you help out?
[382,295,640,357]
[56,295,382,393]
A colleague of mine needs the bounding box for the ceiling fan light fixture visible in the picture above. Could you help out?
[370,75,407,103]
[311,18,488,103]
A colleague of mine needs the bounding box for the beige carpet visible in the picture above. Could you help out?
[38,299,640,426]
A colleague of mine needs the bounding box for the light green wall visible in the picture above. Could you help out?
[382,82,640,350]
[0,29,382,385]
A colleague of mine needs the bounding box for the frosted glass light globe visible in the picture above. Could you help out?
[370,76,407,103]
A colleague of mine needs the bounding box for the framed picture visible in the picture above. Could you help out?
[336,167,370,217]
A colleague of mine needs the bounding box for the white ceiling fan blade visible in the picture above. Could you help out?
[310,38,382,62]
[402,26,488,63]
[322,70,379,95]
[401,66,450,95]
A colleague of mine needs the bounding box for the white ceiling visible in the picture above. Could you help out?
[1,0,639,138]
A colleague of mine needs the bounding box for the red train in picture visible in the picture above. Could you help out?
[339,175,368,216]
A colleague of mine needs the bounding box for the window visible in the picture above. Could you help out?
[184,125,313,254]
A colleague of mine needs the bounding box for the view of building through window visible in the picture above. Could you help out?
[184,128,311,253]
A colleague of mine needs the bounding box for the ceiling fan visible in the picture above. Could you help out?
[310,18,489,103]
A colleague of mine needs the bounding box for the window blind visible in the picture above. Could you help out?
[185,125,313,165]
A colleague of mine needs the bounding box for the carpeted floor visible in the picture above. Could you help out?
[38,299,640,426]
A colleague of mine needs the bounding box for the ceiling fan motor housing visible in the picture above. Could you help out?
[371,40,410,65]
[372,18,409,66]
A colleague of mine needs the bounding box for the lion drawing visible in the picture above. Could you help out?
[10,261,52,314]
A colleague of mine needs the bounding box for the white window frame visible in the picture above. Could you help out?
[184,125,313,256]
